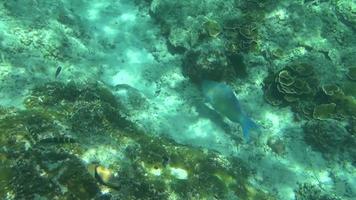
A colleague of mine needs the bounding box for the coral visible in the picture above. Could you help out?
[69,100,129,134]
[182,47,247,83]
[9,158,55,199]
[264,66,355,122]
[263,63,319,118]
[312,103,336,120]
[27,81,117,109]
[25,81,132,134]
[182,48,230,82]
[223,16,260,53]
[295,183,342,200]
[78,82,119,108]
[321,84,343,96]
[303,120,352,155]
[6,148,99,199]
[148,0,266,85]
[25,81,80,107]
[0,108,73,152]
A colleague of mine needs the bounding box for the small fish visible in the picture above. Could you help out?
[202,80,259,140]
[37,136,76,144]
[55,66,62,78]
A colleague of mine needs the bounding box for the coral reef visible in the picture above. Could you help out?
[0,81,276,199]
[263,63,356,125]
[148,0,267,83]
[263,63,356,159]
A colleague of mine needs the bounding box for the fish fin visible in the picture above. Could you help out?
[241,116,259,141]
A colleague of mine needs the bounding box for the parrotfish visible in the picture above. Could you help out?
[201,80,259,140]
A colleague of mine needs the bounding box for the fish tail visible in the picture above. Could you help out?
[241,116,259,141]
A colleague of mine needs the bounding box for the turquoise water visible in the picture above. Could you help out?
[0,0,355,199]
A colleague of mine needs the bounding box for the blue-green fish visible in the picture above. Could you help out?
[202,80,259,140]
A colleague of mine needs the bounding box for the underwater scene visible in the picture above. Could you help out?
[0,0,355,199]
